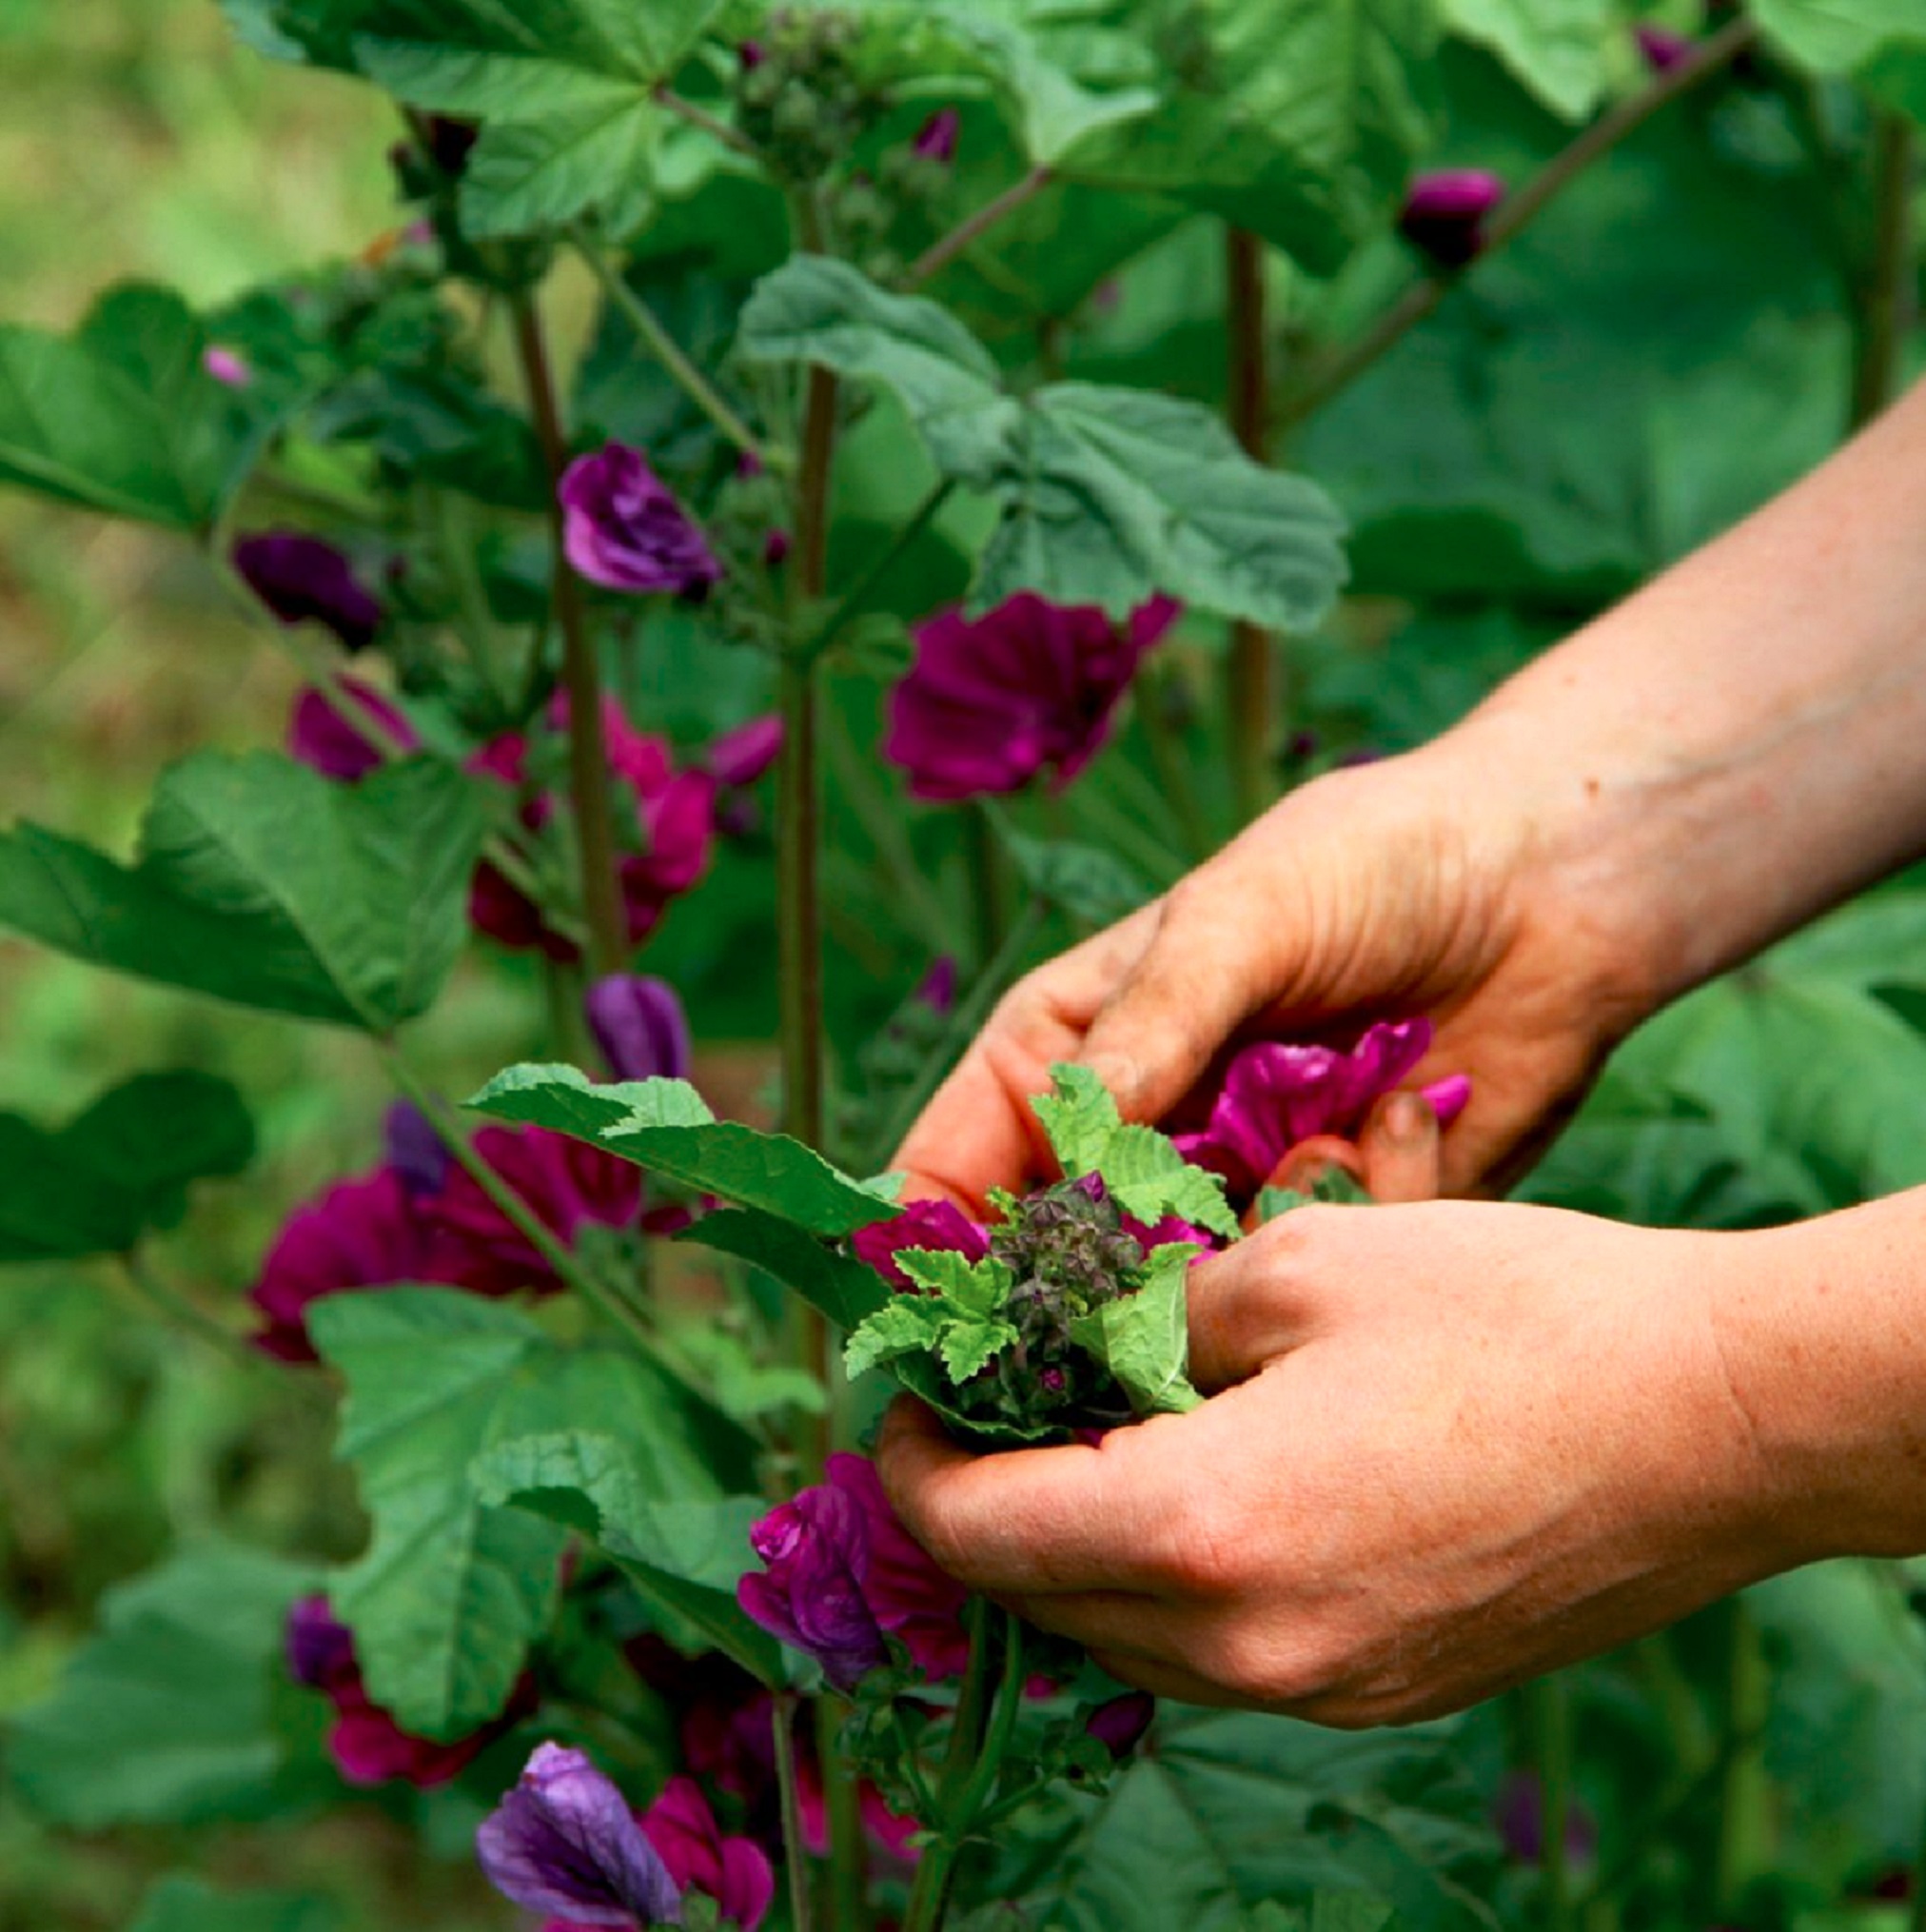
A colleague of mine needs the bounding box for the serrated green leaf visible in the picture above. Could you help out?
[128,1879,342,1932]
[468,1064,898,1235]
[938,1315,1019,1382]
[310,1288,751,1737]
[1069,1243,1201,1416]
[738,257,1346,631]
[1101,1124,1239,1238]
[472,1430,782,1686]
[8,1546,319,1828]
[896,1247,1016,1318]
[845,1296,954,1380]
[0,1071,254,1265]
[1032,1062,1124,1177]
[678,1207,893,1331]
[0,753,485,1030]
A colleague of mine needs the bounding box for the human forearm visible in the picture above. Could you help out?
[1423,376,1926,1015]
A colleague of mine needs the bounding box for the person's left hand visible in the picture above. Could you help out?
[876,1199,1804,1725]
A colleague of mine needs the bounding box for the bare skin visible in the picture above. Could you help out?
[878,378,1926,1721]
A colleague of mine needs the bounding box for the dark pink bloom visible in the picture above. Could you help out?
[1634,23,1693,69]
[640,1777,775,1930]
[796,1752,921,1864]
[1174,1020,1465,1201]
[885,594,1180,801]
[1399,169,1506,268]
[287,678,419,782]
[235,532,384,652]
[204,345,251,386]
[706,716,783,788]
[737,39,766,69]
[287,1595,507,1788]
[912,108,960,164]
[560,443,722,598]
[1494,1771,1598,1868]
[852,1198,990,1290]
[738,1453,969,1690]
[479,1744,684,1927]
[914,956,957,1017]
[1086,1690,1156,1761]
[586,975,693,1085]
[761,528,792,569]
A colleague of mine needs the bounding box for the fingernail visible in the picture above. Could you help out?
[1386,1093,1431,1144]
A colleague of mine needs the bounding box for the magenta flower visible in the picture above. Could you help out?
[885,594,1180,801]
[204,345,251,387]
[1399,169,1506,268]
[1085,1690,1156,1761]
[234,532,384,653]
[1633,23,1693,69]
[560,443,723,599]
[705,717,783,789]
[586,975,693,1085]
[287,678,419,782]
[914,956,957,1017]
[852,1198,990,1290]
[1495,1771,1599,1869]
[287,1595,512,1787]
[912,108,960,164]
[1174,1020,1470,1201]
[478,1744,685,1928]
[639,1777,775,1930]
[738,1452,969,1690]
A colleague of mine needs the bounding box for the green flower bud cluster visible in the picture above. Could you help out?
[734,10,891,188]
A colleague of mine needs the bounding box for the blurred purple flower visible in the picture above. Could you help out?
[479,1744,685,1927]
[738,1452,969,1690]
[706,717,784,789]
[639,1777,775,1930]
[852,1198,990,1290]
[204,345,251,387]
[235,532,384,653]
[1399,168,1506,268]
[913,108,960,164]
[915,956,957,1017]
[761,528,792,569]
[737,39,766,69]
[383,1100,450,1201]
[885,593,1180,801]
[560,443,723,599]
[1086,1690,1156,1761]
[286,678,418,782]
[586,975,694,1085]
[1634,23,1694,69]
[1174,1020,1468,1200]
[1495,1771,1598,1869]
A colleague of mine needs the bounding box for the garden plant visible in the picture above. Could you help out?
[7,1,1926,1928]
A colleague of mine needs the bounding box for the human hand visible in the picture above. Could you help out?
[877,1199,1802,1725]
[896,745,1661,1212]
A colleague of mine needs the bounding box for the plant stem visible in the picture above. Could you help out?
[1526,1674,1577,1932]
[118,1249,257,1367]
[1712,1597,1772,1921]
[1851,110,1917,431]
[816,1698,870,1932]
[653,83,763,162]
[903,1602,994,1932]
[906,166,1054,287]
[571,234,773,463]
[966,800,1012,968]
[509,288,628,980]
[799,477,956,663]
[1224,226,1276,823]
[429,486,515,712]
[1277,16,1759,429]
[772,1695,816,1932]
[543,954,589,1062]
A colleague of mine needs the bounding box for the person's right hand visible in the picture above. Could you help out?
[896,742,1662,1211]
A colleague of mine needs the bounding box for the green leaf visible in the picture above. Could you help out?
[1750,0,1926,72]
[738,257,1347,631]
[0,285,249,527]
[1437,0,1613,120]
[128,1879,341,1932]
[1069,1242,1201,1416]
[678,1207,893,1331]
[8,1546,319,1828]
[310,1288,750,1737]
[0,753,486,1030]
[461,102,663,238]
[1032,1062,1126,1177]
[845,1295,955,1380]
[0,1071,254,1264]
[468,1064,900,1236]
[938,1315,1019,1382]
[472,1429,783,1686]
[897,1247,1016,1319]
[1005,832,1152,927]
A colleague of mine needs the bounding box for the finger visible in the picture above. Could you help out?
[1005,1587,1189,1657]
[1086,1648,1242,1708]
[1357,1091,1441,1204]
[1185,1232,1324,1393]
[875,1397,1156,1595]
[1269,1135,1363,1194]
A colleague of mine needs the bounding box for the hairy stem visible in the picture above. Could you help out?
[772,1695,816,1932]
[816,1698,870,1932]
[509,289,628,979]
[906,166,1054,287]
[1851,111,1917,432]
[1278,16,1759,429]
[1225,226,1276,822]
[800,476,956,663]
[653,83,763,161]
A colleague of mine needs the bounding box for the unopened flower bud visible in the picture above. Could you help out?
[913,107,960,165]
[1398,168,1506,269]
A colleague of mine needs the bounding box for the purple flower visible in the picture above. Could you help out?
[912,108,960,165]
[383,1100,450,1201]
[737,39,766,69]
[1634,23,1694,70]
[914,956,957,1017]
[586,976,694,1085]
[286,678,418,782]
[204,345,251,387]
[1086,1690,1156,1761]
[886,594,1179,801]
[705,717,784,789]
[761,528,792,569]
[479,1744,685,1927]
[640,1777,775,1930]
[1398,168,1506,269]
[560,444,723,598]
[234,532,384,652]
[738,1453,969,1690]
[1174,1020,1464,1201]
[852,1198,990,1290]
[1494,1771,1598,1869]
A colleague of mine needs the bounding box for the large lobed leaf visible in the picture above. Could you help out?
[740,255,1347,632]
[0,752,485,1032]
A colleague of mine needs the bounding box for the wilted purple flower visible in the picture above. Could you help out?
[706,717,784,789]
[479,1744,685,1927]
[586,975,694,1085]
[738,1453,969,1690]
[234,532,384,652]
[852,1198,990,1290]
[886,594,1179,800]
[560,443,723,598]
[914,956,957,1017]
[383,1100,450,1201]
[913,108,960,164]
[204,345,251,387]
[287,679,419,782]
[761,528,792,569]
[641,1777,775,1930]
[1633,23,1694,70]
[286,1593,358,1690]
[1174,1020,1467,1201]
[1086,1690,1156,1761]
[1398,168,1506,268]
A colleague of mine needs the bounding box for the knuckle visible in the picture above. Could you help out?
[1151,1493,1260,1599]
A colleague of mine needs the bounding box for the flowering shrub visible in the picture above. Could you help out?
[4,4,1925,1931]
